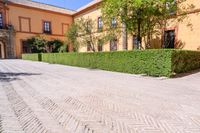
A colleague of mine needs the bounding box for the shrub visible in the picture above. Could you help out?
[41,49,173,77]
[24,35,65,53]
[22,53,42,61]
[26,35,47,53]
[47,39,66,53]
[22,49,200,77]
[172,50,200,73]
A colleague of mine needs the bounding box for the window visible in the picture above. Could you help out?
[164,30,175,48]
[111,17,117,28]
[98,17,103,30]
[43,21,51,34]
[98,40,103,52]
[110,38,117,51]
[0,13,3,29]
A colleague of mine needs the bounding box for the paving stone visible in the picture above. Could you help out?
[0,59,200,133]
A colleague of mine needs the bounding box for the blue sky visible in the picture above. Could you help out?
[32,0,93,10]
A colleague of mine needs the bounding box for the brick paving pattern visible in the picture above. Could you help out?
[0,59,200,133]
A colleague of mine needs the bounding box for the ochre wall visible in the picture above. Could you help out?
[7,4,73,58]
[74,7,106,52]
[146,0,200,50]
[74,0,200,52]
[176,0,200,51]
[4,0,200,57]
[74,7,134,52]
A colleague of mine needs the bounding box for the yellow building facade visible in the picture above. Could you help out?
[73,0,133,52]
[73,0,200,52]
[0,0,200,59]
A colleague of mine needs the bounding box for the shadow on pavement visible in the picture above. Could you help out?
[173,69,200,78]
[0,72,41,82]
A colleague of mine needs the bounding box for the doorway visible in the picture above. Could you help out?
[164,30,175,48]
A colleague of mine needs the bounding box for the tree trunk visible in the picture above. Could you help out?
[147,30,151,49]
[137,18,142,49]
[89,33,96,52]
[122,23,128,50]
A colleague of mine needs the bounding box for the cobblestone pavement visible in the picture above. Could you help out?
[0,60,200,133]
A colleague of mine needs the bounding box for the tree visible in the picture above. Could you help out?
[58,43,68,53]
[66,23,79,52]
[26,35,47,53]
[48,39,65,53]
[66,18,113,52]
[78,18,113,52]
[25,35,65,53]
[102,0,195,49]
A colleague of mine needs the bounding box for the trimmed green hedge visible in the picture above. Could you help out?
[22,53,42,61]
[22,49,200,77]
[172,50,200,73]
[42,50,173,76]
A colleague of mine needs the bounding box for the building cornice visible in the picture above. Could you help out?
[73,0,102,17]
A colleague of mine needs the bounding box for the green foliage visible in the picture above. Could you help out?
[22,53,42,61]
[42,49,173,77]
[66,23,79,52]
[58,43,68,53]
[25,35,65,53]
[22,49,200,77]
[172,50,200,73]
[26,35,47,53]
[48,39,66,53]
[66,18,114,52]
[101,0,195,48]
